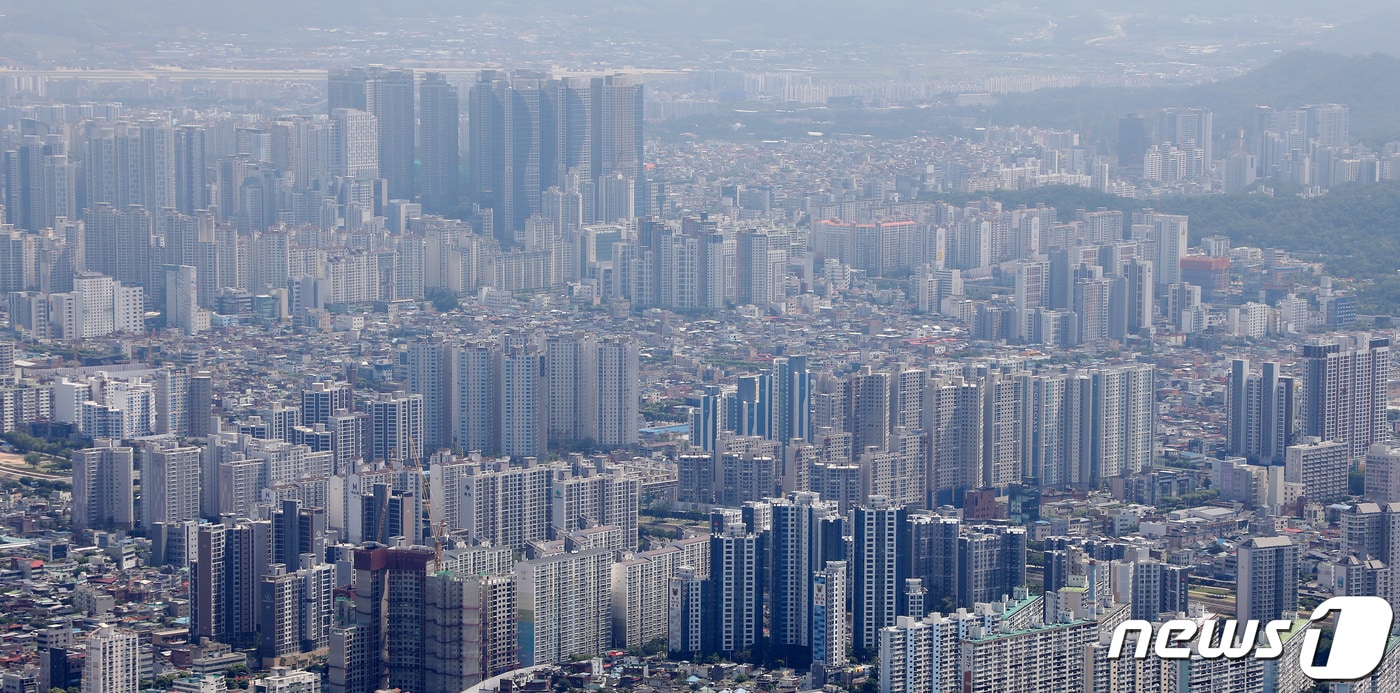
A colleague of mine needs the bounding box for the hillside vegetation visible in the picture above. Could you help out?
[975,52,1400,146]
[953,184,1400,315]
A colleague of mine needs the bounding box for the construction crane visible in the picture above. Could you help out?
[434,520,447,566]
[375,431,425,546]
[376,483,390,545]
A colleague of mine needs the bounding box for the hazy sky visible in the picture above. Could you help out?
[2,0,1393,41]
[0,0,1395,70]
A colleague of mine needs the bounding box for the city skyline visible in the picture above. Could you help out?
[2,5,1400,693]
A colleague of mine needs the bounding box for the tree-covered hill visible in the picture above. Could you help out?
[957,184,1400,315]
[975,51,1400,147]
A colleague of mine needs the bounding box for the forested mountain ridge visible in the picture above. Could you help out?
[974,52,1400,147]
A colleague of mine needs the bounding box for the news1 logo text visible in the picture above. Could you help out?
[1108,596,1395,681]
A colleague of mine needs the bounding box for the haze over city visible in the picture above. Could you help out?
[0,3,1397,693]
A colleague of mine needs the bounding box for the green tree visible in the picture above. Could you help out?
[426,288,460,313]
[151,673,181,689]
[627,638,668,657]
[4,429,91,458]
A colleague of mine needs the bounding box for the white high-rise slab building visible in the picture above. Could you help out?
[453,340,499,454]
[140,441,202,530]
[545,333,598,445]
[1147,213,1187,287]
[72,440,135,532]
[500,341,545,459]
[1304,335,1391,459]
[83,625,140,693]
[163,264,207,335]
[406,336,450,451]
[1237,535,1299,624]
[515,548,612,666]
[331,108,378,181]
[1365,444,1400,504]
[595,337,639,447]
[367,393,424,464]
[1085,363,1155,482]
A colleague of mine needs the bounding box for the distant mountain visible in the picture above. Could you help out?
[977,51,1400,146]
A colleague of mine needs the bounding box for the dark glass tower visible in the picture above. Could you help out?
[418,72,460,216]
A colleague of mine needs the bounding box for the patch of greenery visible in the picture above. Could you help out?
[704,356,765,372]
[425,288,460,313]
[641,400,692,423]
[641,349,673,364]
[628,638,668,657]
[2,477,71,494]
[642,508,708,522]
[952,183,1400,314]
[975,52,1400,147]
[1155,488,1221,512]
[640,525,680,541]
[3,430,91,459]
